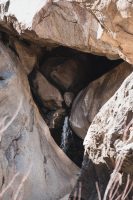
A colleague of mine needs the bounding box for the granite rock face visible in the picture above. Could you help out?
[77,68,133,198]
[84,69,133,174]
[0,41,79,200]
[70,63,133,200]
[70,62,133,139]
[0,0,133,63]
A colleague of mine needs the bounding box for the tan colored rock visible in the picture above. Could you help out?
[70,62,133,139]
[81,0,133,63]
[51,60,77,89]
[64,92,74,107]
[41,57,91,93]
[40,57,66,81]
[84,69,133,175]
[0,0,122,59]
[0,41,79,200]
[14,40,38,74]
[46,108,66,129]
[1,0,133,63]
[50,59,82,90]
[70,64,133,200]
[33,71,63,110]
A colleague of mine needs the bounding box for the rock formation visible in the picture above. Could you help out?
[0,41,79,200]
[70,68,133,200]
[13,40,39,74]
[0,0,132,200]
[0,0,133,63]
[33,71,63,110]
[40,56,91,93]
[78,69,133,199]
[70,62,133,139]
[84,70,133,173]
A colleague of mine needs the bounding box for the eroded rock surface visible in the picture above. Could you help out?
[70,64,133,200]
[0,0,116,57]
[40,56,90,93]
[70,62,133,139]
[64,92,74,107]
[0,41,79,200]
[33,71,63,110]
[0,0,133,63]
[46,108,66,129]
[84,69,133,175]
[13,40,39,74]
[0,1,133,199]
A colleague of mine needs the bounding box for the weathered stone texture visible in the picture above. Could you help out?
[0,41,79,200]
[84,69,133,174]
[33,71,63,110]
[0,0,133,63]
[70,62,133,139]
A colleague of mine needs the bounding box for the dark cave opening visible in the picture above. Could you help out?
[28,45,123,168]
[1,29,123,168]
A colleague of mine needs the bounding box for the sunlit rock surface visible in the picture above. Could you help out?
[0,1,133,199]
[0,41,79,200]
[70,62,133,139]
[84,69,133,174]
[70,64,133,200]
[0,0,133,63]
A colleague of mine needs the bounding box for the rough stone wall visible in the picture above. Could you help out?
[0,0,132,63]
[0,41,79,200]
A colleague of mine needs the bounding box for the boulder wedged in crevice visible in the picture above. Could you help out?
[33,70,63,110]
[28,48,122,168]
[0,41,79,200]
[23,43,121,168]
[39,51,122,95]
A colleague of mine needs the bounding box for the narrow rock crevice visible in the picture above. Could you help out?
[0,1,133,199]
[25,43,123,168]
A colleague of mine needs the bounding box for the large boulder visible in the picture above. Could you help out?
[84,70,133,174]
[33,71,63,110]
[0,0,133,63]
[69,66,133,200]
[40,56,91,93]
[70,62,133,139]
[0,41,79,200]
[50,59,82,91]
[0,0,117,58]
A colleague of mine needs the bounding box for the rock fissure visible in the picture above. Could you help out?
[0,1,133,199]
